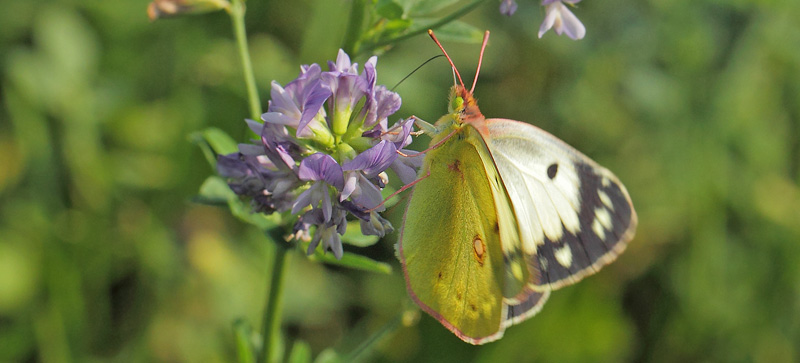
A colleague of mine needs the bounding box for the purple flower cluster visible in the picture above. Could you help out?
[500,0,586,40]
[217,50,421,259]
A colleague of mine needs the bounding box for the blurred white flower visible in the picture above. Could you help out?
[539,0,586,40]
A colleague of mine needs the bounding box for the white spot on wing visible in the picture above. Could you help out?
[539,256,549,271]
[598,190,613,210]
[595,207,612,230]
[592,218,606,240]
[554,245,573,267]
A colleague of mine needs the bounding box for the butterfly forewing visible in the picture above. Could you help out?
[484,119,637,290]
[399,126,509,344]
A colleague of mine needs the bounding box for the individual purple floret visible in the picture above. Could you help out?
[499,0,518,16]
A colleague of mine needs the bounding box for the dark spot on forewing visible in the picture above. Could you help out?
[547,163,559,179]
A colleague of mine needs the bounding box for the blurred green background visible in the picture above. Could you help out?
[2,0,799,361]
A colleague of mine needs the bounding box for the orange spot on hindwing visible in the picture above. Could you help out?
[473,235,486,265]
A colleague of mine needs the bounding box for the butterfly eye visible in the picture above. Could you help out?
[449,96,465,114]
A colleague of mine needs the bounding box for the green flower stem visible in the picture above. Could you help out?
[228,0,262,121]
[344,313,403,362]
[343,0,367,55]
[367,0,488,52]
[261,229,290,363]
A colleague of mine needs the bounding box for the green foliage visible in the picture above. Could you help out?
[1,0,799,362]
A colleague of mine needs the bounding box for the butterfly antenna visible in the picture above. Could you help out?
[428,29,465,90]
[391,55,445,92]
[470,30,490,94]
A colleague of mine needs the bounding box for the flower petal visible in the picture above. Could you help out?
[267,81,301,119]
[342,140,397,178]
[351,174,384,210]
[323,226,343,259]
[320,186,332,222]
[340,172,358,201]
[298,153,344,190]
[329,49,355,74]
[292,187,314,215]
[245,119,263,136]
[555,2,586,40]
[217,153,250,179]
[381,118,414,149]
[360,211,394,237]
[538,3,559,38]
[390,155,421,185]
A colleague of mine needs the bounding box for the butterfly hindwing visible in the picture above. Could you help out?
[399,126,510,344]
[502,288,551,329]
[484,119,637,290]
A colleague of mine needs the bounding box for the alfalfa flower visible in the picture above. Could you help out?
[501,0,586,40]
[539,0,586,40]
[218,49,412,259]
[147,0,229,21]
[499,0,518,16]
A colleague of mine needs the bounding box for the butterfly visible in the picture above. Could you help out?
[397,30,637,344]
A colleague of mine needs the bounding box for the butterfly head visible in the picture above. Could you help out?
[429,29,489,127]
[449,85,484,125]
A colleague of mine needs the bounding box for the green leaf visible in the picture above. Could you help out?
[383,19,413,35]
[196,175,236,205]
[233,319,256,363]
[313,348,342,363]
[376,0,404,20]
[287,340,312,363]
[409,19,483,43]
[406,0,461,17]
[189,131,218,170]
[340,221,380,247]
[310,250,392,274]
[203,127,239,155]
[195,176,279,230]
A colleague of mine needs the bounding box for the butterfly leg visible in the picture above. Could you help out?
[410,115,437,135]
[365,170,431,213]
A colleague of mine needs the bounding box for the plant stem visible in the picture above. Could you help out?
[344,313,403,362]
[367,0,488,52]
[343,0,367,55]
[228,0,262,121]
[260,230,290,363]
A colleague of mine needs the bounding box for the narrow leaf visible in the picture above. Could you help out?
[195,176,279,230]
[341,221,380,247]
[376,0,404,20]
[203,127,239,155]
[310,250,392,274]
[287,340,312,363]
[408,19,483,43]
[233,319,256,363]
[407,0,461,17]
